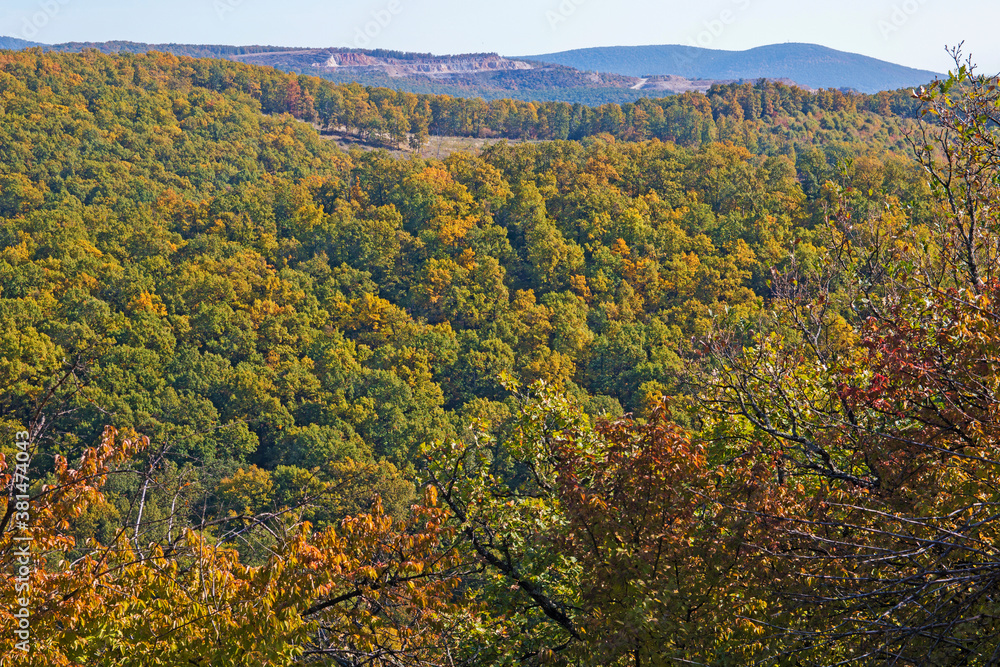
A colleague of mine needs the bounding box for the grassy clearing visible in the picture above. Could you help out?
[316,127,529,160]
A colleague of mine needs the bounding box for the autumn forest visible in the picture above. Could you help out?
[1,47,1000,665]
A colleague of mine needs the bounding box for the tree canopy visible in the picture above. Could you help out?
[4,47,998,666]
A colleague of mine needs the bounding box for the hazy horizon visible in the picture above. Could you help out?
[2,0,997,75]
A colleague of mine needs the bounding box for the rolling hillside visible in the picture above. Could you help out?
[1,37,941,100]
[0,35,39,50]
[0,37,652,103]
[523,43,942,93]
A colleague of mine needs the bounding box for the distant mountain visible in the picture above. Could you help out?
[1,37,932,101]
[522,43,941,93]
[0,38,660,104]
[0,36,40,50]
[12,39,307,59]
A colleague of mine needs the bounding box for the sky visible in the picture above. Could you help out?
[2,0,998,75]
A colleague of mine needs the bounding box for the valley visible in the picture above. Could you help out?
[0,32,991,667]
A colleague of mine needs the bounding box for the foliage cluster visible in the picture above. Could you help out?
[4,49,999,666]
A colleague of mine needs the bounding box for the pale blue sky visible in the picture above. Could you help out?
[2,0,996,74]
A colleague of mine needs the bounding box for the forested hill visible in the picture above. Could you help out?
[0,35,39,50]
[0,38,644,104]
[0,47,931,472]
[524,43,942,93]
[9,48,1000,665]
[22,39,306,59]
[2,37,941,102]
[1,44,923,155]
